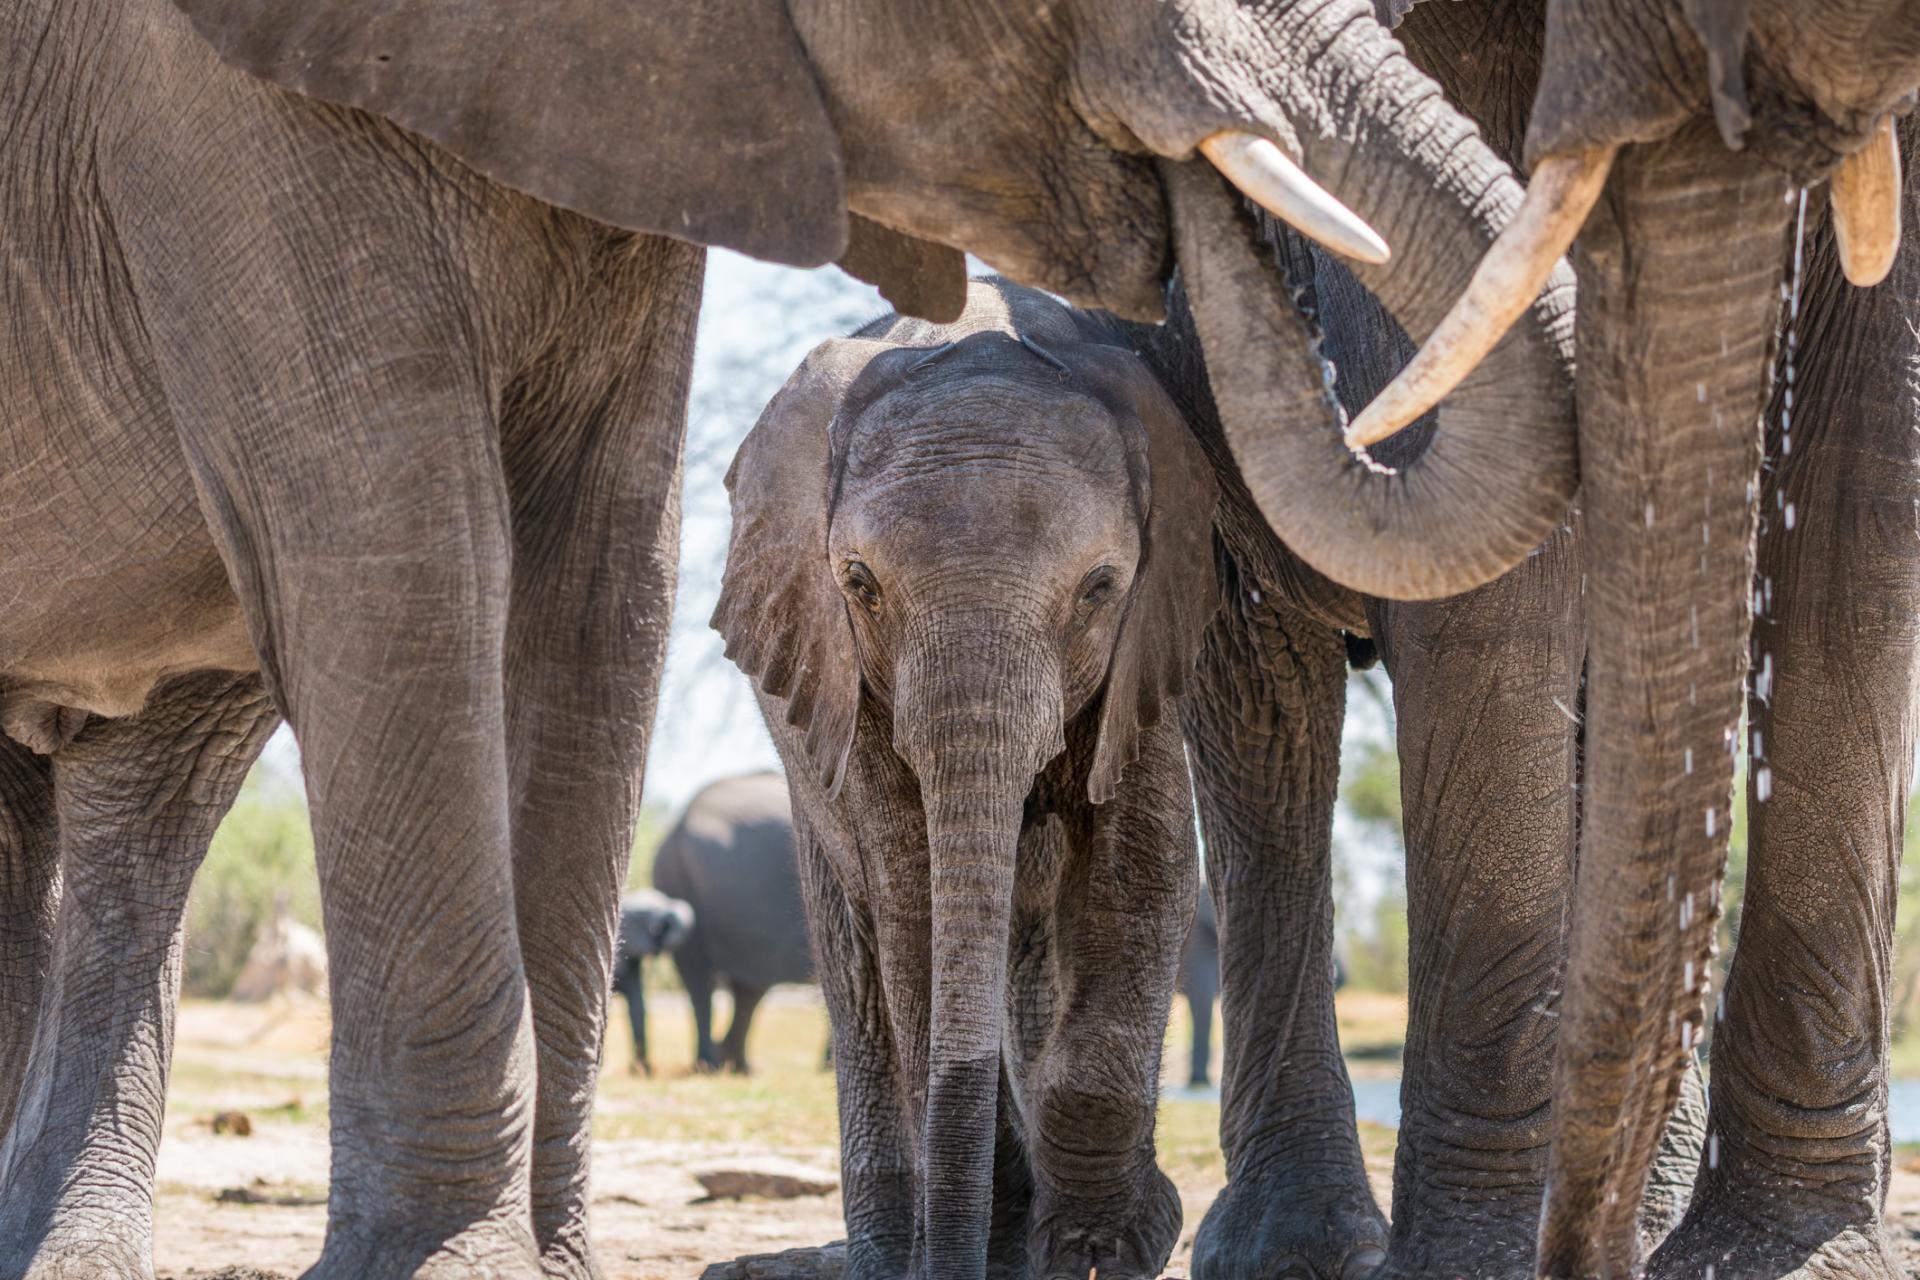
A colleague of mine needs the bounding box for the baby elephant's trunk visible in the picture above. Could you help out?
[897,640,1063,1278]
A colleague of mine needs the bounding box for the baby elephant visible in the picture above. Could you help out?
[610,889,694,1076]
[715,279,1217,1280]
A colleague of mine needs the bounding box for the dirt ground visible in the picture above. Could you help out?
[151,991,1920,1280]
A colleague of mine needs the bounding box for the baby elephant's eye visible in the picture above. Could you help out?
[1076,567,1118,614]
[842,560,883,611]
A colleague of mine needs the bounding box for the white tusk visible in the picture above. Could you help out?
[1831,116,1901,288]
[1344,145,1617,450]
[1199,131,1391,266]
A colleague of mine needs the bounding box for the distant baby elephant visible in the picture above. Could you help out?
[714,279,1218,1279]
[652,772,813,1074]
[610,889,694,1076]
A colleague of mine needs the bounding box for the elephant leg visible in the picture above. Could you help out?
[1648,199,1920,1280]
[678,955,721,1072]
[499,234,702,1279]
[611,960,648,1075]
[1367,526,1582,1279]
[718,985,766,1075]
[163,338,544,1277]
[797,825,915,1280]
[0,672,273,1280]
[1183,560,1385,1280]
[0,738,57,1145]
[1188,985,1215,1089]
[1023,719,1191,1280]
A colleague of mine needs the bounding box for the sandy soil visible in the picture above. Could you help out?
[148,995,1920,1280]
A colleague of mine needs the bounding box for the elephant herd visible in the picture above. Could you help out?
[3,0,1920,1277]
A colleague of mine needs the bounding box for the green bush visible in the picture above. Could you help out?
[183,777,321,998]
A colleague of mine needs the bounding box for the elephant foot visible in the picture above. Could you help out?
[697,1242,846,1280]
[1649,1207,1903,1279]
[537,1237,604,1280]
[1191,1160,1385,1279]
[303,1219,542,1280]
[0,1236,151,1280]
[1029,1166,1182,1280]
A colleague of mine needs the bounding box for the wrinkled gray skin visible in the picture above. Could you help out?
[1105,236,1582,1278]
[652,773,814,1075]
[1344,4,1920,1276]
[0,0,1588,1274]
[609,890,694,1078]
[1177,889,1220,1089]
[716,281,1219,1280]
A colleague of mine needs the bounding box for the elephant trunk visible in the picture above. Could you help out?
[1537,120,1792,1277]
[1165,0,1577,601]
[895,634,1063,1280]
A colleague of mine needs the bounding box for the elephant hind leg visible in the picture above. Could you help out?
[0,737,56,1147]
[0,672,274,1280]
[719,985,767,1074]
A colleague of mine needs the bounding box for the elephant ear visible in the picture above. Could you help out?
[713,340,884,799]
[1076,346,1220,805]
[169,0,847,266]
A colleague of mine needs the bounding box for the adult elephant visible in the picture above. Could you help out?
[1187,1,1920,1274]
[652,773,813,1075]
[0,1,1585,1275]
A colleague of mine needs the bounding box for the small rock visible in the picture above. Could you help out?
[693,1165,838,1202]
[210,1110,253,1136]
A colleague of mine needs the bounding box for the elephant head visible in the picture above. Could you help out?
[618,890,693,961]
[1335,3,1920,1273]
[712,285,1215,1276]
[171,0,1578,600]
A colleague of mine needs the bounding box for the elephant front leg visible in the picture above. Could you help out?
[1368,527,1582,1279]
[1182,575,1385,1280]
[0,738,56,1146]
[0,673,273,1280]
[796,826,916,1280]
[500,234,701,1279]
[1648,200,1920,1280]
[1023,720,1193,1280]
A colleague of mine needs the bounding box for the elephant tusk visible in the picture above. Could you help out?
[1831,116,1901,288]
[1199,131,1391,266]
[1344,145,1617,449]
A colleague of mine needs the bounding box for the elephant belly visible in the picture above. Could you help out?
[0,292,255,734]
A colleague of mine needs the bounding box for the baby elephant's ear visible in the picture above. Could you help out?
[713,340,886,799]
[169,0,847,267]
[1081,348,1221,805]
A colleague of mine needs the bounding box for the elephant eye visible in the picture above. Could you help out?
[842,560,883,612]
[1076,567,1118,615]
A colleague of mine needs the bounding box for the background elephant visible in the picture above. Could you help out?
[1178,889,1221,1090]
[715,280,1220,1280]
[652,773,813,1075]
[0,0,1602,1271]
[610,889,695,1077]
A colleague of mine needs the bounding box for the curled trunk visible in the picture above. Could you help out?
[1537,119,1791,1277]
[1168,1,1577,601]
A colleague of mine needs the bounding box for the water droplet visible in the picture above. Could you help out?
[1249,588,1262,604]
[1691,606,1700,648]
[1684,960,1694,989]
[1708,1131,1720,1169]
[1646,502,1656,528]
[1706,807,1717,838]
[1681,892,1695,928]
[1785,502,1797,530]
[1752,729,1764,759]
[1756,766,1773,802]
[1683,748,1693,774]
